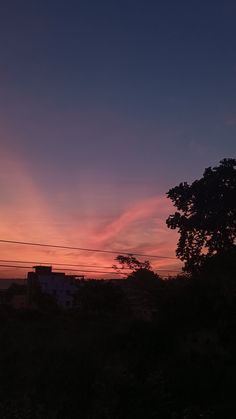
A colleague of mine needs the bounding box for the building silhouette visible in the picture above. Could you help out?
[27,266,83,308]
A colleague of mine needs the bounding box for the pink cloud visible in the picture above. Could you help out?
[93,196,174,244]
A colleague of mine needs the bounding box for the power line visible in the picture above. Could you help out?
[0,259,182,273]
[0,239,177,259]
[0,259,120,270]
[0,264,181,278]
[0,264,128,276]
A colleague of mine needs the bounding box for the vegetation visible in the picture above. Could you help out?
[166,158,236,273]
[113,254,152,271]
[113,254,160,282]
[1,271,236,418]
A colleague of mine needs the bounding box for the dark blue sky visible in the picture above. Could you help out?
[1,0,236,183]
[0,1,236,274]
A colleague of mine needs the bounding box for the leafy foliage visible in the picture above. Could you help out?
[166,158,236,272]
[128,267,161,282]
[113,255,161,282]
[113,255,151,271]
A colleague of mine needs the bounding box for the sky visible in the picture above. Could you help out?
[0,0,236,278]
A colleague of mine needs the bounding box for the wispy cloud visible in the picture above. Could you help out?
[93,196,173,244]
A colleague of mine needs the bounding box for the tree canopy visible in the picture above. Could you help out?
[166,158,236,273]
[113,255,160,281]
[113,255,151,271]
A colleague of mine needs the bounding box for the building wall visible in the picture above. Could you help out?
[37,273,77,307]
[27,267,78,308]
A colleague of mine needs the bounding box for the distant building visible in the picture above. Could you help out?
[27,266,83,308]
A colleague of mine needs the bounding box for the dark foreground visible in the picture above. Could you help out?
[0,276,236,419]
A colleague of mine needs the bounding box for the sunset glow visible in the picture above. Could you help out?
[0,148,181,278]
[1,1,235,280]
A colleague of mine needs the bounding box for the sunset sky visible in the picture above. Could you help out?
[0,1,235,278]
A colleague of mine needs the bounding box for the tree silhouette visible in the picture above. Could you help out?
[166,158,236,273]
[113,255,161,282]
[113,255,151,271]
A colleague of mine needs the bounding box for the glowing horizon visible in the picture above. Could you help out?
[0,148,181,279]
